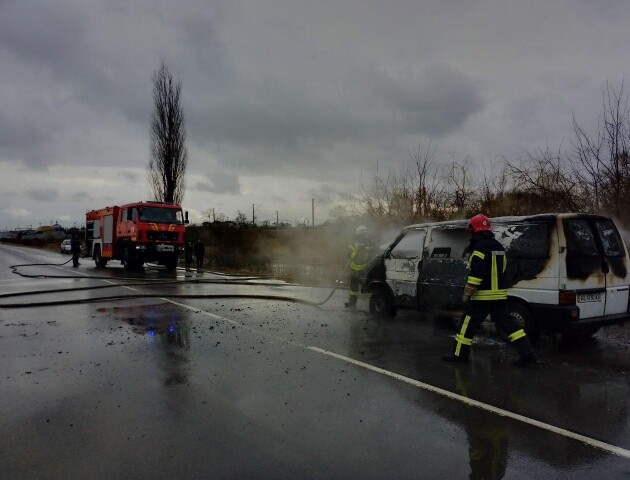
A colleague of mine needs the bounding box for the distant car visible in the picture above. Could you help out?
[60,239,72,254]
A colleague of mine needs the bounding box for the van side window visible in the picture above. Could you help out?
[121,209,127,222]
[494,223,550,259]
[426,227,469,258]
[594,220,625,257]
[390,230,426,259]
[564,219,599,258]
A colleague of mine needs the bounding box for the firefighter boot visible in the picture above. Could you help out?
[441,344,470,363]
[344,296,357,311]
[510,336,538,367]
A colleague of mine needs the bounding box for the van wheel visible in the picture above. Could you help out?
[369,287,397,318]
[508,302,539,343]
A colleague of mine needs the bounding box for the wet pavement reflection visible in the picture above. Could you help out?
[2,245,630,478]
[346,309,630,475]
[95,303,191,386]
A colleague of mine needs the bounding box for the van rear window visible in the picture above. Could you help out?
[594,219,625,257]
[564,219,599,259]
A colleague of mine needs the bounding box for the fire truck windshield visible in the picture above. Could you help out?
[138,207,184,225]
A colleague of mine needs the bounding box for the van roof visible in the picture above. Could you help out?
[404,213,611,230]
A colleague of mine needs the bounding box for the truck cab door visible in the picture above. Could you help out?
[384,228,426,307]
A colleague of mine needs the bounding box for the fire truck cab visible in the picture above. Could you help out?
[86,201,188,271]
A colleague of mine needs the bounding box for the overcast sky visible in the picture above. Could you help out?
[1,0,628,229]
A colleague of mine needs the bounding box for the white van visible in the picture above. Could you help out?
[362,214,630,340]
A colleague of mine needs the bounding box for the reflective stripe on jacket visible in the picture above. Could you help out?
[467,234,507,301]
[348,242,372,271]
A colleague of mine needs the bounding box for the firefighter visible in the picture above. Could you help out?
[442,214,537,367]
[70,234,81,268]
[345,225,372,311]
[184,240,194,272]
[194,239,205,272]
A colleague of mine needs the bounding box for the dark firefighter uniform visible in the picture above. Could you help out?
[184,241,194,271]
[453,369,508,480]
[346,226,372,311]
[443,215,537,366]
[71,235,81,268]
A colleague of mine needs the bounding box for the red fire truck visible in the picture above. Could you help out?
[86,201,188,271]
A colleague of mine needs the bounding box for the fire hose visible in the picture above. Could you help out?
[1,258,352,309]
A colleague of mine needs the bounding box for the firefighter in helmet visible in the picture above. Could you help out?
[442,214,538,367]
[345,225,372,311]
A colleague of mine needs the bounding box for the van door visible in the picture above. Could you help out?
[418,226,469,311]
[592,218,630,316]
[561,218,606,319]
[384,228,426,306]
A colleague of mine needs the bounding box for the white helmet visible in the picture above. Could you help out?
[355,225,368,236]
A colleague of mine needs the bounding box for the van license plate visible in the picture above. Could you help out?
[577,293,602,303]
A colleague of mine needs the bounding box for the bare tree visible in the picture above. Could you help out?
[444,153,476,216]
[506,147,586,213]
[235,211,248,225]
[571,81,630,223]
[148,62,187,204]
[408,141,448,220]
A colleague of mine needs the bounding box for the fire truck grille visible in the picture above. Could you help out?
[147,231,179,241]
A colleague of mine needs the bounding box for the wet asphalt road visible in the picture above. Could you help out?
[1,244,630,479]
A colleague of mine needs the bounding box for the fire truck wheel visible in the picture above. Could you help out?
[164,256,178,271]
[94,246,108,268]
[123,246,135,270]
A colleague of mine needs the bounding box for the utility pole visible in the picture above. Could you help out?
[275,211,279,238]
[212,208,215,222]
[252,204,255,226]
[311,198,321,228]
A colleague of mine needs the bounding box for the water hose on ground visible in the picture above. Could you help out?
[1,259,353,309]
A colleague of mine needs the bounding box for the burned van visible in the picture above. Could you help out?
[362,214,630,340]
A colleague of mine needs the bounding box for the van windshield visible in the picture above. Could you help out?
[390,229,426,259]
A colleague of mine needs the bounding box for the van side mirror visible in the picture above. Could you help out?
[185,211,189,224]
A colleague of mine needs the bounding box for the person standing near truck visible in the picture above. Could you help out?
[70,234,81,268]
[184,240,194,272]
[194,239,205,272]
[442,214,538,367]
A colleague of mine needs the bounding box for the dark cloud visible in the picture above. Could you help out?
[25,188,59,202]
[306,184,348,204]
[71,191,92,203]
[371,64,486,136]
[117,170,140,184]
[0,0,629,228]
[193,172,240,194]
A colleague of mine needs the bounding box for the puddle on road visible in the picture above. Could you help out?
[96,303,189,341]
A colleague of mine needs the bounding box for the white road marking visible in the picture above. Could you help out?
[164,297,630,460]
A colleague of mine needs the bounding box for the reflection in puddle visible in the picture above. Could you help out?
[96,303,190,348]
[96,303,191,386]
